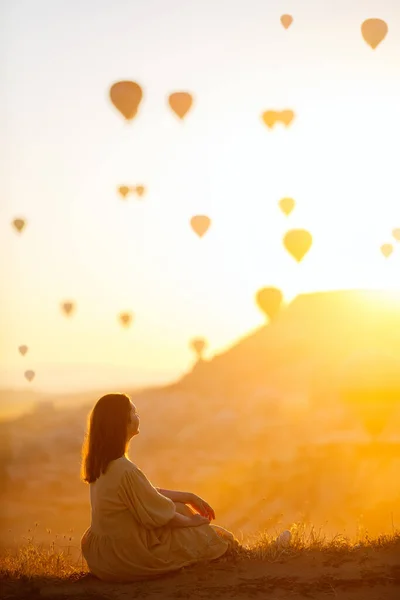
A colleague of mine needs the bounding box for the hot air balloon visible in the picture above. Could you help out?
[380,243,393,258]
[392,229,400,242]
[190,215,211,238]
[12,218,26,233]
[25,370,35,383]
[118,185,130,198]
[280,110,295,126]
[280,14,293,29]
[261,110,294,128]
[135,185,146,197]
[191,338,207,359]
[361,19,388,49]
[109,81,143,121]
[339,351,400,437]
[261,111,278,129]
[18,345,28,356]
[279,197,295,216]
[256,287,283,321]
[119,312,133,328]
[168,92,193,120]
[283,229,312,262]
[61,301,75,316]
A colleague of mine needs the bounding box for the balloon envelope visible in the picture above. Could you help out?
[25,370,35,382]
[392,228,400,242]
[19,345,28,356]
[261,111,278,129]
[280,14,293,29]
[168,92,193,119]
[109,81,143,120]
[61,301,75,316]
[119,312,133,327]
[279,197,295,216]
[261,110,294,128]
[191,338,207,357]
[256,287,283,321]
[283,229,312,262]
[280,110,295,126]
[118,185,130,198]
[190,215,211,238]
[12,218,26,233]
[361,19,388,49]
[380,243,393,258]
[135,185,145,197]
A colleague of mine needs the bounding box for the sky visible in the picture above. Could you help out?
[1,0,400,392]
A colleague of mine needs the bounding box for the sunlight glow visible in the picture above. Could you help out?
[1,0,400,391]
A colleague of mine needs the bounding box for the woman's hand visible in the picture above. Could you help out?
[188,513,211,527]
[169,511,210,528]
[188,493,216,520]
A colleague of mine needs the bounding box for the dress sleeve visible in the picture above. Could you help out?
[118,466,176,529]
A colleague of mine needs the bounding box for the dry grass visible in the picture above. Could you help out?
[1,521,399,583]
[0,523,85,581]
[241,521,400,562]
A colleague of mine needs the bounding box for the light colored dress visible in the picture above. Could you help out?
[81,456,235,582]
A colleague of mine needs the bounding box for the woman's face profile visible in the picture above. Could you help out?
[127,402,140,440]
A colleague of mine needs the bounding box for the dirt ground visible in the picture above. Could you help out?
[2,542,399,600]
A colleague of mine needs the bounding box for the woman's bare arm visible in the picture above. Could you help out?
[156,487,193,503]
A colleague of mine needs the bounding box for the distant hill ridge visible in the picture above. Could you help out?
[166,289,400,400]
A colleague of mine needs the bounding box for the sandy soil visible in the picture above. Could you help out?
[2,543,399,600]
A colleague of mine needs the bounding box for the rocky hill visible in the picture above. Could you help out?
[164,289,400,400]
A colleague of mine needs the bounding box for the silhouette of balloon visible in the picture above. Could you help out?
[61,301,75,316]
[380,243,393,258]
[24,370,35,382]
[118,185,130,198]
[135,185,145,197]
[256,287,283,321]
[261,110,295,128]
[280,110,295,126]
[392,229,400,242]
[279,197,295,216]
[339,351,400,437]
[12,218,26,233]
[283,229,312,262]
[119,312,133,328]
[18,345,28,356]
[168,92,193,120]
[191,338,207,359]
[280,14,293,29]
[261,111,278,129]
[109,81,143,120]
[190,215,211,238]
[361,19,388,49]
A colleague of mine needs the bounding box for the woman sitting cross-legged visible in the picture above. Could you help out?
[80,393,240,582]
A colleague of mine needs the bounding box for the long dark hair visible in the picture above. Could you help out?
[81,393,131,483]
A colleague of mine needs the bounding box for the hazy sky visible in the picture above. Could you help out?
[1,0,400,392]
